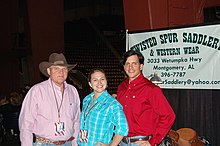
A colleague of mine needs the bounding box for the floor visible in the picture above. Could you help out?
[2,141,20,146]
[0,136,20,146]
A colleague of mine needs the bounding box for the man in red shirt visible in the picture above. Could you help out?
[117,50,176,146]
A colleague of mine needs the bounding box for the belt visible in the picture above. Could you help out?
[122,136,152,144]
[36,136,75,145]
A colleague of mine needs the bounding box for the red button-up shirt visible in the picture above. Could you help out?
[117,74,175,146]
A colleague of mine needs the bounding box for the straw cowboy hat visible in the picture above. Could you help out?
[39,53,77,77]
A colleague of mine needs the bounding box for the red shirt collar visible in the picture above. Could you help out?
[127,73,145,84]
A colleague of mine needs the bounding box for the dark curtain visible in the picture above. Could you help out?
[163,89,220,145]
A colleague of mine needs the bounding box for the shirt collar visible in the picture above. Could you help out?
[48,78,68,91]
[127,73,144,85]
[90,90,108,103]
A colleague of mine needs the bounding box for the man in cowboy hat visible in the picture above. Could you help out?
[19,53,80,146]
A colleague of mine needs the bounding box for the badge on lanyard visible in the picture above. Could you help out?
[79,129,88,142]
[55,122,65,136]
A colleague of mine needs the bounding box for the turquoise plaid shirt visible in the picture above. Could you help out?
[78,90,128,145]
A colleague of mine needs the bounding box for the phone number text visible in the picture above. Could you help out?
[161,72,186,77]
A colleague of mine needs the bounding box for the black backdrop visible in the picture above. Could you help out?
[163,89,220,145]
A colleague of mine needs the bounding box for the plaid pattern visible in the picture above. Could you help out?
[78,90,128,145]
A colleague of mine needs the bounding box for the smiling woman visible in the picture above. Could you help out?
[88,68,108,98]
[78,68,128,146]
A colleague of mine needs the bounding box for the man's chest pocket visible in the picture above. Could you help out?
[65,102,78,120]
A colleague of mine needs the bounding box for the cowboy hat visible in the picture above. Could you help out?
[39,53,77,77]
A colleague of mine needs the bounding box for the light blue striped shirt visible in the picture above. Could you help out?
[78,90,128,145]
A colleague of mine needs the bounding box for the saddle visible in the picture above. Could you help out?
[168,128,204,146]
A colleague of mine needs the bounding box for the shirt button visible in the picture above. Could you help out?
[126,96,128,98]
[124,105,127,107]
[133,96,135,98]
[128,87,130,89]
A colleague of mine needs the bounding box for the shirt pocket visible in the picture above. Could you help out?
[130,95,150,115]
[66,102,78,120]
[94,103,110,119]
[37,102,52,121]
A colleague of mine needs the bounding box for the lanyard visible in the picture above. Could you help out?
[83,97,98,128]
[51,80,64,122]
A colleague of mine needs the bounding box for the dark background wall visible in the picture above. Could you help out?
[26,0,65,82]
[0,0,64,93]
[123,0,220,31]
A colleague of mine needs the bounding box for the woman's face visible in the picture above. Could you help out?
[89,71,107,95]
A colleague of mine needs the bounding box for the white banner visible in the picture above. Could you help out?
[127,24,220,89]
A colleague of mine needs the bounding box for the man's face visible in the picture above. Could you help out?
[124,55,143,81]
[47,65,68,87]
